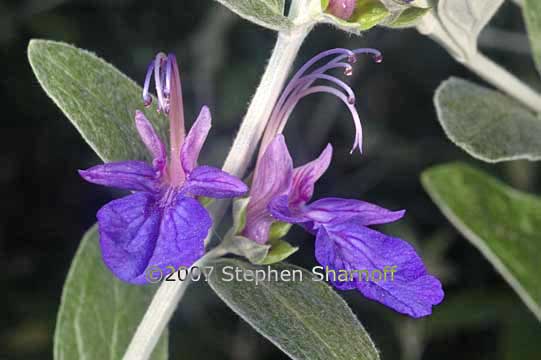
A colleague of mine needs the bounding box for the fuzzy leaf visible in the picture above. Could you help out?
[28,39,167,163]
[207,259,380,360]
[437,0,504,55]
[418,0,504,61]
[524,0,541,76]
[212,0,292,31]
[54,225,168,359]
[435,77,541,162]
[422,163,541,322]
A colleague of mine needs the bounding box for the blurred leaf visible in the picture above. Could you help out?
[212,0,292,31]
[386,6,430,28]
[54,225,168,360]
[418,0,503,61]
[501,305,541,360]
[28,39,167,163]
[437,0,504,55]
[422,163,541,321]
[523,0,541,76]
[435,77,541,162]
[425,290,514,338]
[206,259,380,360]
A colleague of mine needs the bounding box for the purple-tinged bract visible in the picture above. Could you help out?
[80,53,248,284]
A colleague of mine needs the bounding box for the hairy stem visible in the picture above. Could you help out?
[467,52,541,113]
[122,1,314,359]
[122,246,227,360]
[417,12,541,114]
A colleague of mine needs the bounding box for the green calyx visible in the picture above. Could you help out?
[229,197,298,265]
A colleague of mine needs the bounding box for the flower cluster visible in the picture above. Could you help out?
[80,53,247,284]
[242,48,444,318]
[80,48,443,318]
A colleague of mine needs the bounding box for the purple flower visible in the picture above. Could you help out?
[245,135,443,318]
[242,48,443,317]
[80,53,248,284]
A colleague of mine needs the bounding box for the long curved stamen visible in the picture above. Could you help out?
[260,48,382,156]
[273,72,356,128]
[279,85,363,153]
[153,53,168,113]
[275,49,356,112]
[142,61,155,107]
[164,55,172,97]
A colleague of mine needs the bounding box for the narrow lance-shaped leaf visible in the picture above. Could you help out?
[422,163,541,322]
[523,0,541,76]
[28,39,167,163]
[54,225,168,360]
[434,77,541,162]
[206,258,380,360]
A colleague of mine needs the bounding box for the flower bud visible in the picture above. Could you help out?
[326,0,356,20]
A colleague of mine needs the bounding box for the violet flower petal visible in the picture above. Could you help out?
[305,197,405,226]
[97,192,161,283]
[268,195,310,224]
[244,135,293,244]
[181,106,211,174]
[79,161,160,192]
[135,110,166,172]
[138,195,211,284]
[315,220,444,318]
[289,144,333,208]
[185,165,249,198]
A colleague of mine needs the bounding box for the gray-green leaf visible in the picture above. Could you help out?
[28,39,167,163]
[54,225,168,360]
[206,259,380,360]
[435,77,541,162]
[417,0,503,61]
[524,0,541,76]
[437,0,504,55]
[422,163,541,321]
[212,0,292,31]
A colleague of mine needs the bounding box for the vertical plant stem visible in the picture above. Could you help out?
[123,2,313,359]
[122,246,227,360]
[221,30,309,178]
[466,52,541,113]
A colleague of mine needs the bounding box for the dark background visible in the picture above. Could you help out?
[1,0,541,359]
